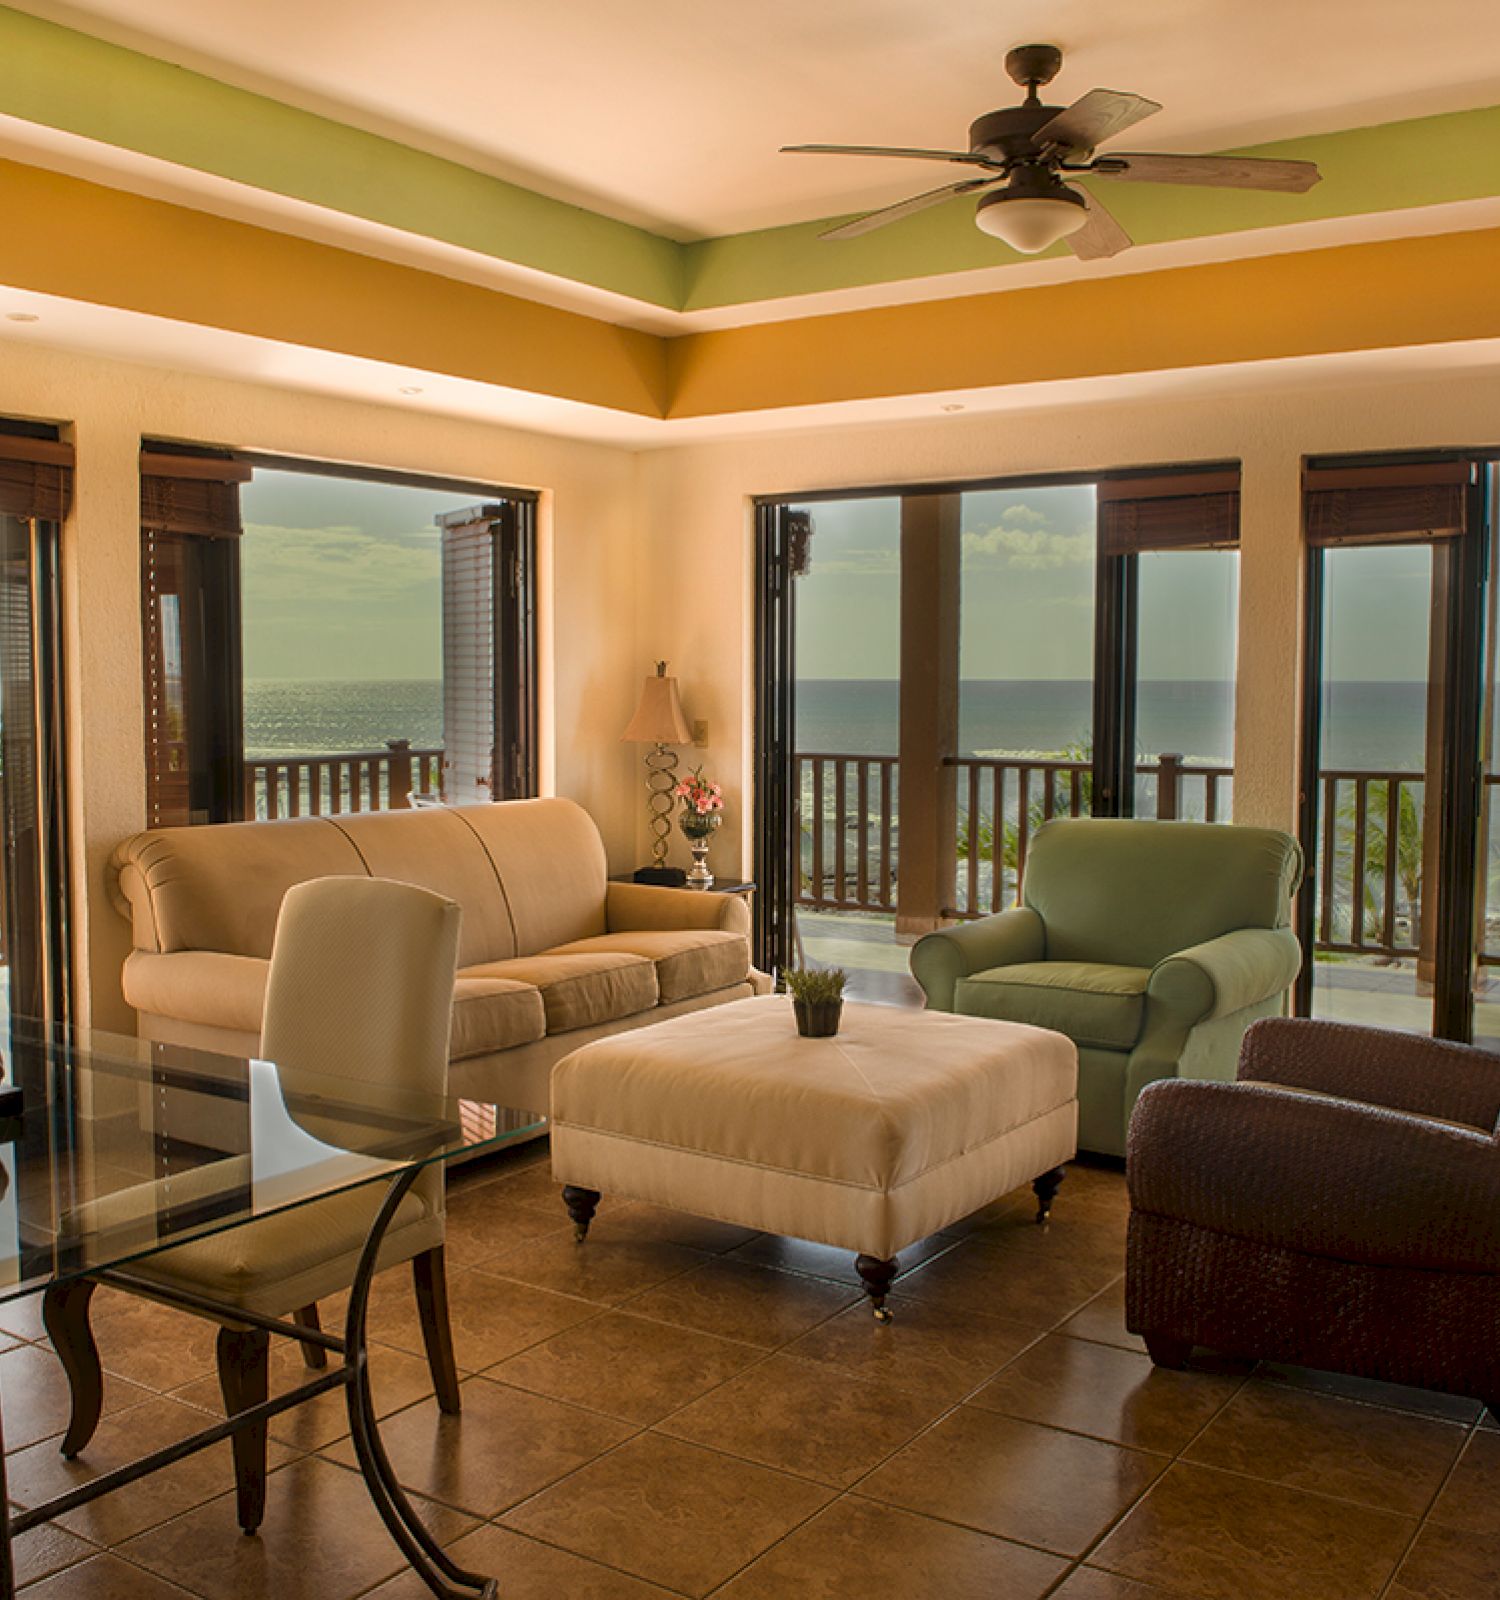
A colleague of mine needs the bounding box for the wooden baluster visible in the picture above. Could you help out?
[1156,753,1182,821]
[1350,777,1369,948]
[965,762,980,917]
[856,759,870,909]
[834,759,848,906]
[1017,767,1031,889]
[810,759,825,907]
[1384,778,1401,951]
[1205,773,1218,824]
[879,761,893,908]
[266,765,280,821]
[991,765,1006,911]
[386,739,413,810]
[1320,776,1337,946]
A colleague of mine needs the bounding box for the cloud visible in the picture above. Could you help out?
[241,522,439,606]
[963,523,1092,570]
[803,545,900,576]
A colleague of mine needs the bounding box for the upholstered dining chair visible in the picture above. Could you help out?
[1126,1016,1500,1417]
[44,876,465,1535]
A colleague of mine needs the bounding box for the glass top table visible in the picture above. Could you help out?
[0,1019,547,1600]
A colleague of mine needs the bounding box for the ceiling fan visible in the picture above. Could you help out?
[782,44,1321,259]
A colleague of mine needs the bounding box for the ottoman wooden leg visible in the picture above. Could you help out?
[562,1185,601,1242]
[1032,1165,1067,1224]
[856,1254,899,1324]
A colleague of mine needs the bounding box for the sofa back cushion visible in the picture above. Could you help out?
[327,808,518,967]
[1024,818,1303,970]
[111,818,366,957]
[455,797,607,955]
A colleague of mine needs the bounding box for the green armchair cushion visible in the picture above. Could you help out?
[957,961,1150,1050]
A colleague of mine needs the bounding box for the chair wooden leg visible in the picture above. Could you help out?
[292,1304,327,1369]
[412,1247,462,1415]
[42,1280,103,1459]
[216,1326,270,1535]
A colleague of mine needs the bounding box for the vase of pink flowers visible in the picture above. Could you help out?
[674,767,724,886]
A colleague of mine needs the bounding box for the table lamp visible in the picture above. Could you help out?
[621,660,693,884]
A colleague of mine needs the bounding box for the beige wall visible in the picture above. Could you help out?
[3,342,642,1031]
[636,367,1500,876]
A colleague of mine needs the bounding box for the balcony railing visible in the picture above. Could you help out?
[795,750,1500,966]
[245,740,443,820]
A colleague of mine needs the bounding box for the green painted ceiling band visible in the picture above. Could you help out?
[1,4,1498,315]
[0,4,684,308]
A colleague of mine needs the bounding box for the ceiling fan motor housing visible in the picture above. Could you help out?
[968,105,1076,164]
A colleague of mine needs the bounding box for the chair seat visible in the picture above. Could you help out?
[461,951,658,1033]
[955,960,1150,1051]
[548,930,749,1004]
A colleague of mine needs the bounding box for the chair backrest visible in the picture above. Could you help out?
[1023,818,1303,969]
[261,876,460,1096]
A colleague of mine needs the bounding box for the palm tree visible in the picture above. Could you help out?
[956,738,1093,903]
[1335,778,1425,947]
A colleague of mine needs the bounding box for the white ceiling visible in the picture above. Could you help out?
[12,0,1500,238]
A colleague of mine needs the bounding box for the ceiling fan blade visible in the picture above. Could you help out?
[783,143,1002,170]
[1094,151,1322,193]
[819,177,997,241]
[1067,188,1133,260]
[1032,89,1162,154]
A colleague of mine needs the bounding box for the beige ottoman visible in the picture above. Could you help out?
[550,994,1078,1319]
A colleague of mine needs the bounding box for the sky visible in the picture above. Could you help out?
[239,469,480,681]
[792,488,1432,683]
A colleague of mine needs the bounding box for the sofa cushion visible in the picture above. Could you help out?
[548,930,749,1004]
[461,952,658,1034]
[450,978,547,1060]
[956,961,1150,1051]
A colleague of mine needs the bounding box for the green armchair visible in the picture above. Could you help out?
[911,818,1304,1156]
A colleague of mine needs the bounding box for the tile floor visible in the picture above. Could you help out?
[3,1140,1496,1600]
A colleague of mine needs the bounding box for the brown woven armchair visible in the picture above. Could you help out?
[1125,1016,1500,1415]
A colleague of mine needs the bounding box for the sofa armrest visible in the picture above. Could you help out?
[122,950,269,1036]
[910,908,1046,1012]
[1128,1076,1500,1274]
[605,881,750,939]
[1146,927,1302,1030]
[1238,1016,1500,1132]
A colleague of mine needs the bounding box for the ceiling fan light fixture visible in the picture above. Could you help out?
[975,184,1088,253]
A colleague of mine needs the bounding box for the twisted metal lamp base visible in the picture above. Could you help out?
[644,743,679,870]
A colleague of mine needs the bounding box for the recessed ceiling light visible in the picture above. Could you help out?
[5,312,39,323]
[941,403,965,413]
[398,385,424,395]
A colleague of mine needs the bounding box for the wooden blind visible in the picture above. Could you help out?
[439,517,497,805]
[0,435,73,523]
[139,452,251,537]
[1304,461,1470,546]
[1097,469,1241,556]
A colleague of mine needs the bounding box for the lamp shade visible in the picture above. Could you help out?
[621,663,692,744]
[975,186,1088,254]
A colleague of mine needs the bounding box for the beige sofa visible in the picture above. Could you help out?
[109,797,771,1112]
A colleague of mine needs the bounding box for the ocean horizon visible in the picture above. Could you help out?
[244,675,1431,772]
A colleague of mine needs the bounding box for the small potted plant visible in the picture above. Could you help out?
[782,966,847,1038]
[674,766,724,886]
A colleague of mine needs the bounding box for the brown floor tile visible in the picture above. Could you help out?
[123,1454,476,1600]
[321,1374,632,1516]
[717,1493,1067,1599]
[970,1334,1243,1455]
[1183,1379,1466,1516]
[486,1309,760,1424]
[1092,1461,1415,1600]
[727,1229,956,1284]
[87,1291,221,1393]
[659,1352,947,1487]
[980,1206,1129,1275]
[1255,1362,1483,1424]
[503,1432,833,1598]
[786,1292,1042,1405]
[1058,1277,1147,1354]
[480,1231,708,1307]
[361,1521,679,1599]
[6,1395,298,1545]
[592,1201,761,1255]
[1428,1429,1500,1534]
[441,1181,575,1267]
[1052,1569,1210,1599]
[170,1338,438,1452]
[897,1234,1120,1327]
[25,1554,198,1599]
[11,1523,98,1591]
[859,1405,1164,1555]
[368,1266,600,1369]
[481,1158,574,1214]
[1388,1523,1500,1599]
[622,1257,858,1349]
[0,1342,154,1452]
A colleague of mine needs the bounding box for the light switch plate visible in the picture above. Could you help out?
[692,719,709,747]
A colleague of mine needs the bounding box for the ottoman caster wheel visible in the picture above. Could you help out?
[872,1305,893,1325]
[856,1253,898,1324]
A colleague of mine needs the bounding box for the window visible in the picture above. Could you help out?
[139,449,537,826]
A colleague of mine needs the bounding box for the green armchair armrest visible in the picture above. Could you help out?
[910,908,1046,1011]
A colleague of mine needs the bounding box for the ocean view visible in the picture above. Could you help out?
[246,676,1433,771]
